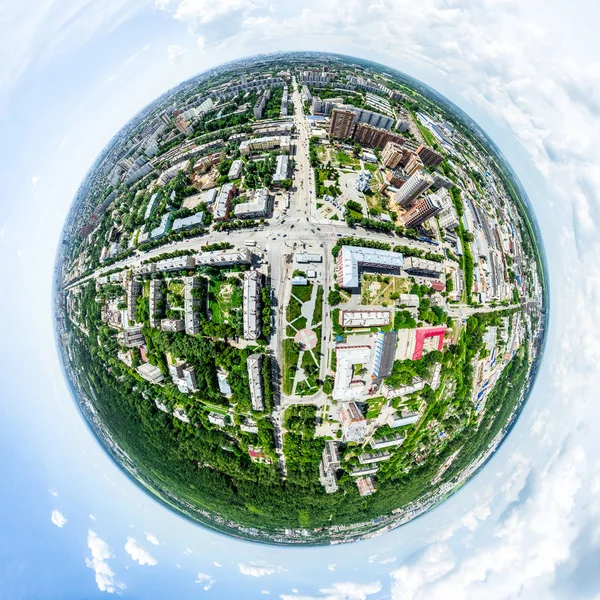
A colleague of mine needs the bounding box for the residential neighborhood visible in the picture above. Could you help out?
[55,52,546,546]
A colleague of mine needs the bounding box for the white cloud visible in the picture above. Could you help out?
[0,0,146,103]
[124,538,157,566]
[89,514,96,522]
[280,581,382,600]
[213,561,222,567]
[48,489,58,497]
[183,547,193,555]
[145,532,160,546]
[167,43,186,64]
[50,509,67,528]
[328,564,337,572]
[261,591,270,596]
[85,530,122,594]
[31,175,40,187]
[238,561,286,577]
[195,572,215,590]
[155,0,170,9]
[172,0,266,25]
[390,443,587,599]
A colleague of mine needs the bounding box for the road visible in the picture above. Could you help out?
[446,303,521,320]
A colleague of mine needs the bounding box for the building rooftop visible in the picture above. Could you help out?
[171,212,204,232]
[234,188,269,218]
[337,245,404,288]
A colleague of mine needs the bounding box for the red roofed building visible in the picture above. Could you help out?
[430,280,445,292]
[140,345,149,363]
[413,326,446,360]
[248,446,272,464]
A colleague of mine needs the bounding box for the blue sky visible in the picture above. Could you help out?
[1,0,599,598]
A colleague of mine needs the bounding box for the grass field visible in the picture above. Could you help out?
[292,283,313,303]
[361,275,411,305]
[286,295,303,323]
[336,151,359,168]
[366,396,386,420]
[210,278,242,324]
[283,339,300,395]
[312,286,324,326]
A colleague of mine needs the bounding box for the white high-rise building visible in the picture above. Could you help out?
[394,171,433,208]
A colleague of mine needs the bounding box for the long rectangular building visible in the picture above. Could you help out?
[340,310,390,328]
[184,277,201,335]
[214,183,236,221]
[336,245,404,289]
[247,353,264,411]
[194,247,252,266]
[243,270,261,341]
[149,279,163,328]
[239,136,291,156]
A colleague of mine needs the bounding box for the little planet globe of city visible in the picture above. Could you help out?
[55,52,547,545]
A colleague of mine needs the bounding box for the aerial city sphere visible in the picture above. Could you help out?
[55,52,547,545]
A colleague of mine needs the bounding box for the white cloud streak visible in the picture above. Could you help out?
[280,581,382,600]
[238,561,286,577]
[124,538,158,566]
